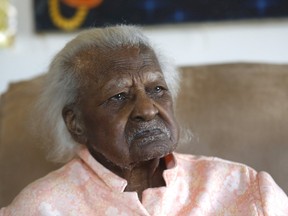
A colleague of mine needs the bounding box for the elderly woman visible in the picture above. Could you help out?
[1,25,287,215]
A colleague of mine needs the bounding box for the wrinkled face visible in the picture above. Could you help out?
[64,45,179,169]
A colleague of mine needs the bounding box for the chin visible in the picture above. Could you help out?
[130,139,177,163]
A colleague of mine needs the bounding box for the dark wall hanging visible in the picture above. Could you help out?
[34,0,288,32]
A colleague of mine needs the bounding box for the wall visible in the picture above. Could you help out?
[1,0,288,94]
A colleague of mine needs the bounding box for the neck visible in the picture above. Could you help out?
[88,149,166,201]
[122,158,166,200]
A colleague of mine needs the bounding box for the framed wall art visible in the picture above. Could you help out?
[34,0,288,32]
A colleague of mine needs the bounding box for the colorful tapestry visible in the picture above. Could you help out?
[34,0,288,32]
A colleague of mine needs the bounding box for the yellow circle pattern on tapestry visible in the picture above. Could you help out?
[49,0,103,31]
[61,0,103,9]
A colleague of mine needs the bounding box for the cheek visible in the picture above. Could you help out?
[84,112,130,151]
[158,100,176,121]
[170,114,180,141]
[87,116,124,143]
[171,118,180,143]
[159,102,179,141]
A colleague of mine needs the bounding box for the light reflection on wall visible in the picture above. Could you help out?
[0,0,17,48]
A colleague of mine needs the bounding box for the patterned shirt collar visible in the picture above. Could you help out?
[77,147,178,192]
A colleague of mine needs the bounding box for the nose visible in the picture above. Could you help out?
[130,92,159,122]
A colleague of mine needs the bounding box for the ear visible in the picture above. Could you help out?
[62,105,87,144]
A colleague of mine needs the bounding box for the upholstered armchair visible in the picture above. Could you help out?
[1,63,288,207]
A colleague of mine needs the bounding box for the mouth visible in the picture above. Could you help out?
[128,127,170,147]
[133,128,162,140]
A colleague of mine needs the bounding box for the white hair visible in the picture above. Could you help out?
[37,25,181,163]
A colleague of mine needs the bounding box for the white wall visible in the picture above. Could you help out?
[1,0,288,94]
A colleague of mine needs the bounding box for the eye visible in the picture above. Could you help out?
[153,86,167,95]
[111,92,127,101]
[155,86,164,93]
[148,85,167,98]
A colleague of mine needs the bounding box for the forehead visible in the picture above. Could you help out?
[71,45,162,85]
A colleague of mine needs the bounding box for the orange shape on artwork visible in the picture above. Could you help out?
[61,0,103,9]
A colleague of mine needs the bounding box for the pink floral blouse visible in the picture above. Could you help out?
[1,147,288,215]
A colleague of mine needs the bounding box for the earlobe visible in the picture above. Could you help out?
[62,106,87,144]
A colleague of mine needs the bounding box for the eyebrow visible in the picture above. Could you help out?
[102,78,132,93]
[101,71,165,93]
[145,71,164,82]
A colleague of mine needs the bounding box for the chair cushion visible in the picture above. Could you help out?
[176,63,288,196]
[0,75,60,207]
[1,63,288,207]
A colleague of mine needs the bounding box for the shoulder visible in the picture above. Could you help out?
[256,171,288,214]
[173,152,258,197]
[173,152,257,176]
[1,158,90,216]
[173,152,288,214]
